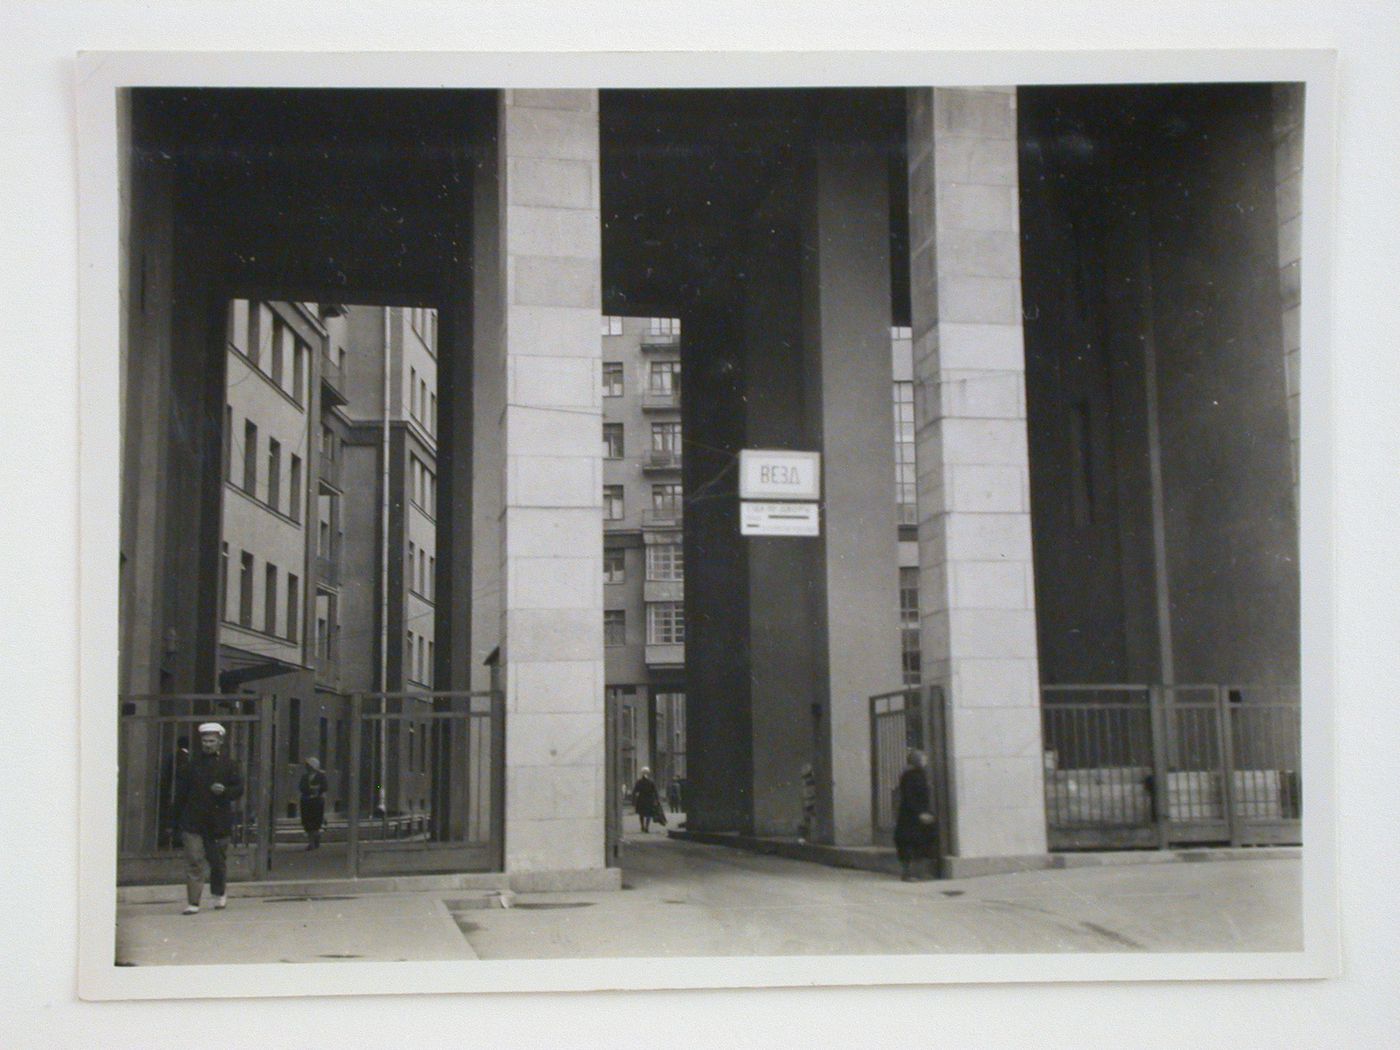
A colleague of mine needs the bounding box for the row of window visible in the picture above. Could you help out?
[604,543,684,584]
[408,365,438,436]
[405,629,435,687]
[604,482,682,522]
[894,380,917,525]
[407,541,436,601]
[602,420,682,459]
[409,455,438,518]
[407,306,439,354]
[600,316,683,337]
[602,359,681,398]
[222,544,300,643]
[229,300,312,408]
[226,411,305,522]
[604,602,686,646]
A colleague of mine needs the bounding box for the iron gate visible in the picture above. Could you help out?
[118,689,504,885]
[1041,684,1301,850]
[869,685,952,872]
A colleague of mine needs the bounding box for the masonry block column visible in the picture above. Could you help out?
[492,89,611,881]
[907,87,1048,863]
[801,103,903,846]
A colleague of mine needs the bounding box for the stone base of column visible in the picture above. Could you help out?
[508,867,623,893]
[943,853,1054,880]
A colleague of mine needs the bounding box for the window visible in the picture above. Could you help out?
[319,717,329,765]
[270,317,285,386]
[293,341,306,405]
[417,634,426,685]
[228,299,250,354]
[648,360,680,394]
[427,556,435,601]
[648,316,681,337]
[239,552,254,627]
[264,563,278,635]
[651,483,682,520]
[419,548,427,595]
[407,631,416,681]
[900,567,921,686]
[224,405,233,481]
[651,421,681,453]
[286,574,300,643]
[408,542,417,590]
[890,325,913,340]
[894,380,916,525]
[603,423,624,459]
[429,393,437,436]
[243,421,258,495]
[604,609,626,646]
[220,542,230,619]
[410,367,419,419]
[602,362,623,397]
[604,549,626,584]
[646,542,683,581]
[427,640,434,688]
[601,315,623,336]
[647,602,685,645]
[288,455,302,522]
[267,438,281,512]
[604,485,624,521]
[251,303,272,366]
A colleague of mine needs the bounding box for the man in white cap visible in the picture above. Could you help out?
[170,722,244,914]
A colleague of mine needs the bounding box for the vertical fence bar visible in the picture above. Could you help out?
[347,693,362,878]
[255,697,274,879]
[490,686,506,872]
[1217,685,1241,846]
[1149,685,1170,849]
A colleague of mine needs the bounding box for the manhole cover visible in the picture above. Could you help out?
[941,890,965,897]
[511,902,595,910]
[263,895,358,903]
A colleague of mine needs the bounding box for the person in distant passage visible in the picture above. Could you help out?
[667,778,681,814]
[894,749,936,882]
[171,722,244,914]
[632,767,667,833]
[298,756,328,850]
[798,763,818,842]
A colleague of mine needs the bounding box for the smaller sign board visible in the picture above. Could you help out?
[740,501,820,537]
[739,449,821,501]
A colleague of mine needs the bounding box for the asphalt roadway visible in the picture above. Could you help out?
[115,826,1301,966]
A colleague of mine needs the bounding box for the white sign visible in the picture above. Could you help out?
[740,501,821,537]
[739,449,821,501]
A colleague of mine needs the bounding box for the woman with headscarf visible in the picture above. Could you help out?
[894,749,936,881]
[632,767,666,833]
[298,756,328,850]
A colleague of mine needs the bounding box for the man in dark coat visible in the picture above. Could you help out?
[170,722,244,913]
[894,749,936,882]
[298,756,328,850]
[632,767,666,833]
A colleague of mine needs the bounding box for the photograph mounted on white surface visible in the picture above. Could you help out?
[77,49,1336,1000]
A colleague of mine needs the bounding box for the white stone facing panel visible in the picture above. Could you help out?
[909,87,1047,862]
[495,89,606,876]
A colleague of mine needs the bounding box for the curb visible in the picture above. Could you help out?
[667,829,1300,879]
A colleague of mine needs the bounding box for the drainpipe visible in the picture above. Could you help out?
[378,307,392,816]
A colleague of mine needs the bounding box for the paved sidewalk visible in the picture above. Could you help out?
[113,834,1302,965]
[116,893,478,966]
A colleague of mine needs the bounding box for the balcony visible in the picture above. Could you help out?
[640,337,680,353]
[320,350,348,407]
[316,554,340,588]
[642,449,683,472]
[645,642,685,668]
[319,450,341,490]
[642,505,684,528]
[641,389,680,411]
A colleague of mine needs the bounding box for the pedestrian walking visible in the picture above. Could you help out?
[298,756,328,850]
[667,778,681,814]
[170,722,244,914]
[632,767,667,833]
[894,749,936,882]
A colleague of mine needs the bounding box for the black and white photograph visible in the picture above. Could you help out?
[81,50,1331,992]
[6,3,1398,1045]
